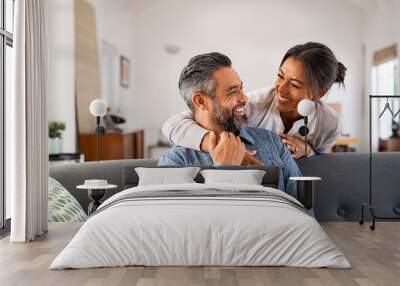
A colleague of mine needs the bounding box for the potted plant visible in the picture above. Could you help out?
[48,121,66,154]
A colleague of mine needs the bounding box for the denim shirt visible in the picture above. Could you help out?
[158,127,302,197]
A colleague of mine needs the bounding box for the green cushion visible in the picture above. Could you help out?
[48,177,87,222]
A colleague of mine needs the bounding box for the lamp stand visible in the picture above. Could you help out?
[304,116,308,157]
[299,116,309,157]
[95,116,106,161]
[292,116,320,210]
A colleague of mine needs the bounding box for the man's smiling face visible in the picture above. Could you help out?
[209,67,248,134]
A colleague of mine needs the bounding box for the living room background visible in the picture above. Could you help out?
[46,0,400,156]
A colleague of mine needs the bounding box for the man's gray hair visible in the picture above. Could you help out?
[178,52,232,112]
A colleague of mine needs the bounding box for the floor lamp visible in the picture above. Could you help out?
[89,99,107,161]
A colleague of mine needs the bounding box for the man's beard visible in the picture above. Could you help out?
[211,102,248,135]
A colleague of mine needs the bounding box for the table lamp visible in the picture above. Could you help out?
[290,99,320,211]
[89,99,107,161]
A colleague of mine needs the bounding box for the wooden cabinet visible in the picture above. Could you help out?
[79,130,144,161]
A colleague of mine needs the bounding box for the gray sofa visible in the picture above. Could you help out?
[49,153,400,221]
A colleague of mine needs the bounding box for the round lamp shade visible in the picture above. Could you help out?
[297,99,314,117]
[90,99,107,117]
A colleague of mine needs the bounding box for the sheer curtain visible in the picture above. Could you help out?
[9,0,48,242]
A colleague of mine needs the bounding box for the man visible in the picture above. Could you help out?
[158,52,301,197]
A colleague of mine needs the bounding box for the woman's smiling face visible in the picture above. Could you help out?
[274,56,312,115]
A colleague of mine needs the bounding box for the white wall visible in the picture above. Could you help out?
[87,0,136,114]
[127,0,365,149]
[49,0,400,153]
[47,0,76,153]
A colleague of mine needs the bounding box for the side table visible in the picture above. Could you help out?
[76,184,117,215]
[289,176,321,210]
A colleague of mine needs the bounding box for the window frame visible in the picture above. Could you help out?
[0,0,14,231]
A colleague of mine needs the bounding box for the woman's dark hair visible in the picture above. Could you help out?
[280,42,346,100]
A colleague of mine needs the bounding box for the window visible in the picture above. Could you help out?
[371,45,399,150]
[0,0,14,231]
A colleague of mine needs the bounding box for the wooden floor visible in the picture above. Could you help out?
[0,222,399,286]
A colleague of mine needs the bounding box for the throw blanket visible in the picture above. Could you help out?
[92,188,308,217]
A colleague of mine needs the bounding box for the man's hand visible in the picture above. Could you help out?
[209,131,246,165]
[203,132,259,165]
[279,133,311,159]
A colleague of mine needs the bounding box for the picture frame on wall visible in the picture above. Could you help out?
[120,56,130,88]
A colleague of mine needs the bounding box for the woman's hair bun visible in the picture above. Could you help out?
[336,61,347,86]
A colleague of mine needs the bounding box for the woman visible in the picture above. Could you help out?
[162,42,346,161]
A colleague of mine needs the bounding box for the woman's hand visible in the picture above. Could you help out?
[279,133,312,159]
[241,150,262,166]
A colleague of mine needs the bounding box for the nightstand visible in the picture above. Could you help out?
[76,184,117,215]
[289,176,321,210]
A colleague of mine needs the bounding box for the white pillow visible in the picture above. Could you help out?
[200,169,266,185]
[135,167,201,186]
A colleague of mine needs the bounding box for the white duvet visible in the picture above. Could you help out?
[50,183,350,269]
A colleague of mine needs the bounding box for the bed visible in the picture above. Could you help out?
[50,166,350,269]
